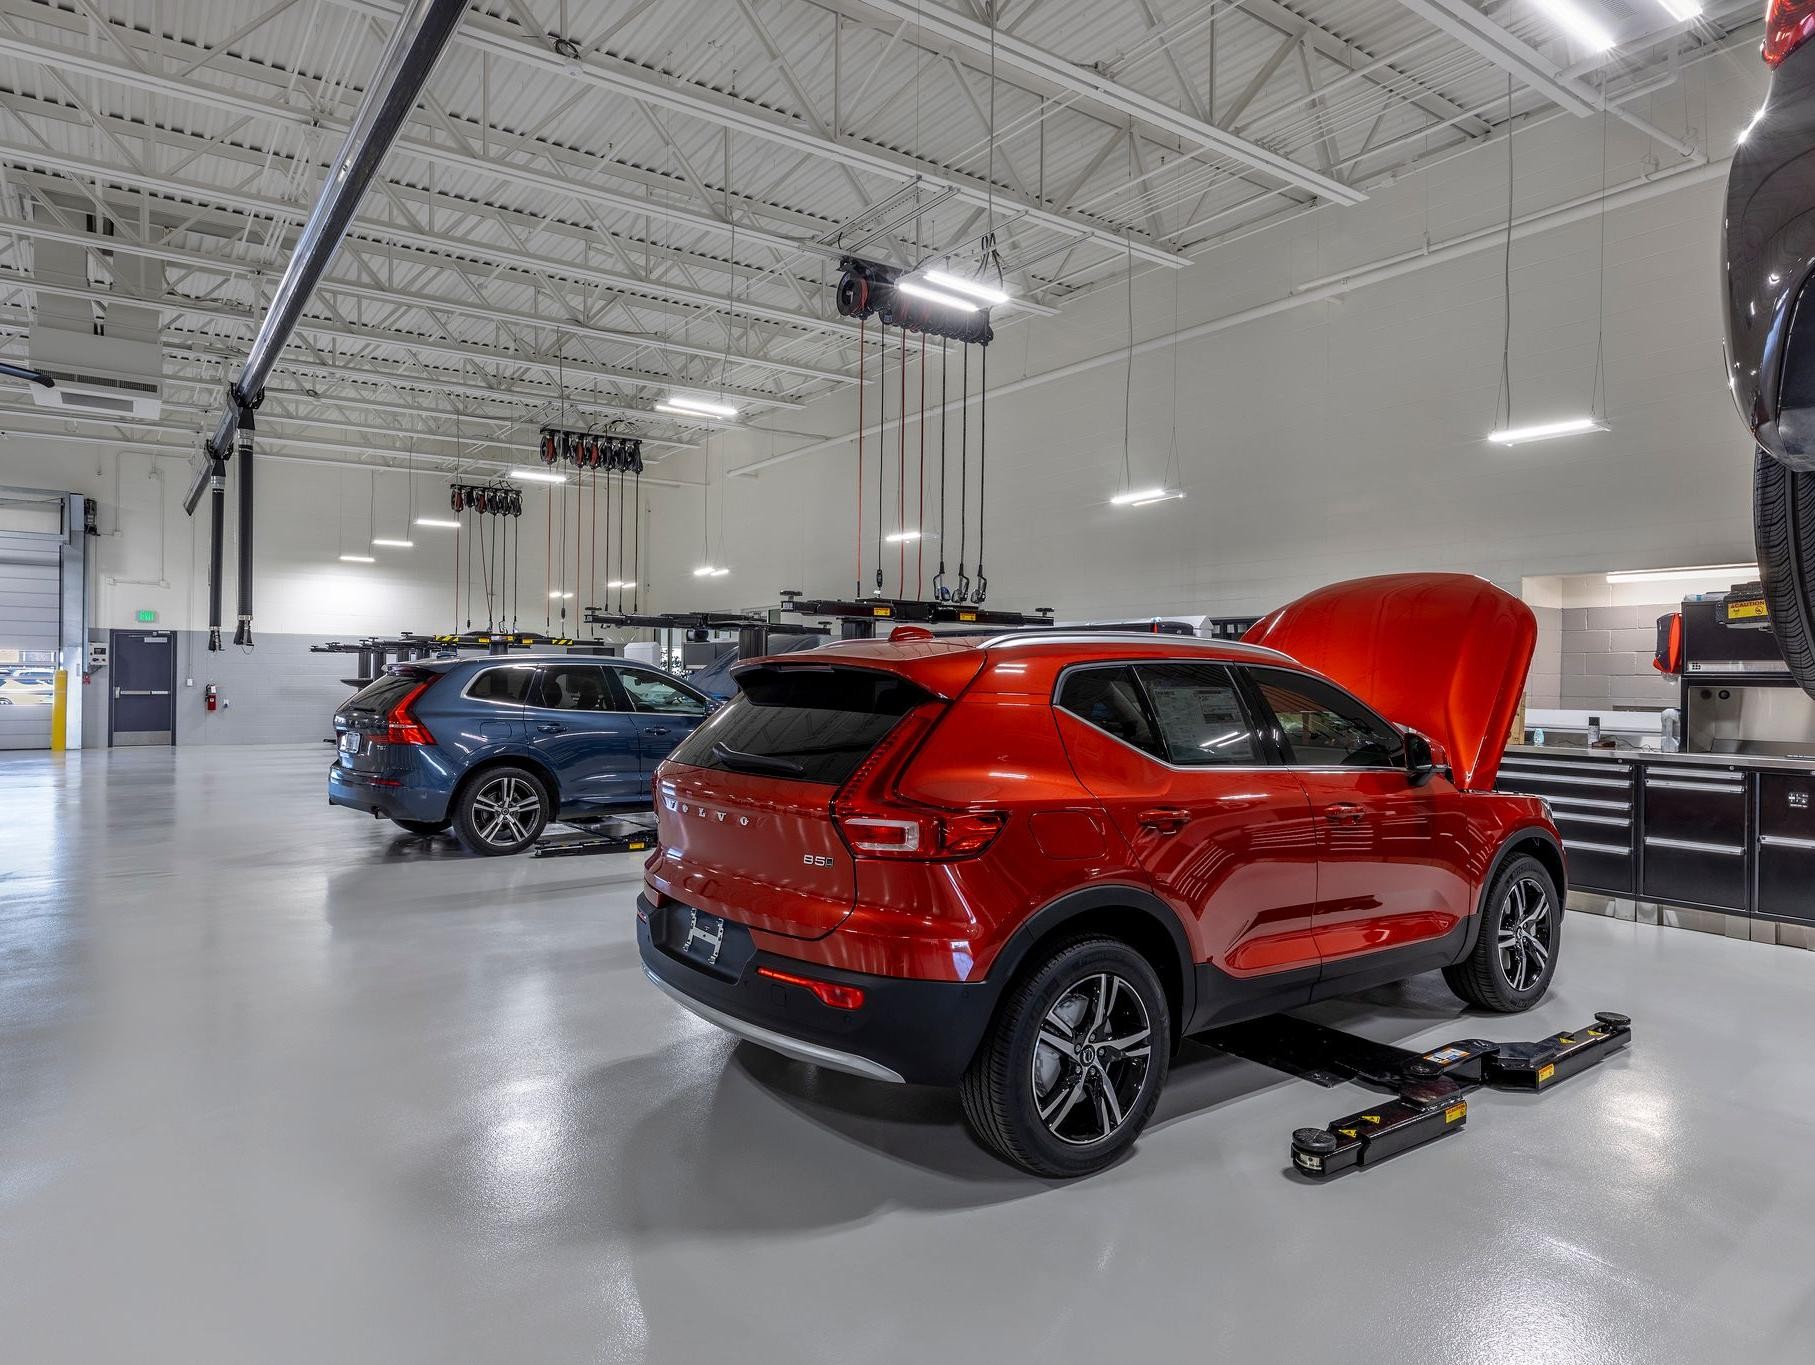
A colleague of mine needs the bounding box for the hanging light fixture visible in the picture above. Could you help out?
[415,517,460,529]
[661,396,739,418]
[895,279,980,312]
[1530,0,1616,53]
[918,269,1009,307]
[511,467,566,484]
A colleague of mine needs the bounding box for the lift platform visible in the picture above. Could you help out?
[1201,1010,1633,1178]
[530,812,659,859]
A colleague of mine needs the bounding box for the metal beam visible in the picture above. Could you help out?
[1391,0,1597,116]
[848,0,1364,205]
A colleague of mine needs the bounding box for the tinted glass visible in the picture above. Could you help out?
[465,664,536,704]
[618,669,708,715]
[1137,663,1259,766]
[344,669,431,715]
[667,666,926,784]
[1056,666,1162,758]
[534,664,616,712]
[1250,667,1402,768]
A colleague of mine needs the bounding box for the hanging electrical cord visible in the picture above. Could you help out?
[616,463,627,613]
[974,336,987,604]
[856,315,866,598]
[1494,73,1515,432]
[631,465,641,612]
[1591,74,1610,425]
[898,322,908,595]
[933,336,949,601]
[917,330,927,599]
[956,342,970,602]
[876,321,887,595]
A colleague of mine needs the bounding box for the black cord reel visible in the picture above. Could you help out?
[835,256,993,346]
[537,427,644,474]
[449,482,523,517]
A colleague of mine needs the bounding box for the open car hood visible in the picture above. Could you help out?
[1243,573,1535,792]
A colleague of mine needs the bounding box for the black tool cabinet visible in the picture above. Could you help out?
[1496,748,1815,926]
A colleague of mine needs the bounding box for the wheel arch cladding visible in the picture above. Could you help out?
[987,886,1193,1049]
[455,753,558,809]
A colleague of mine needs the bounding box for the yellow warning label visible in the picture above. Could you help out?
[1445,1103,1467,1124]
[872,605,894,617]
[1337,1127,1357,1139]
[1537,1063,1556,1084]
[1361,1114,1382,1125]
[1727,599,1768,621]
[958,611,978,622]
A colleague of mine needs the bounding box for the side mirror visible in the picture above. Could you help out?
[1403,730,1435,786]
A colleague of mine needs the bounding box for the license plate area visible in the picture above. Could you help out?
[339,731,362,755]
[656,903,755,981]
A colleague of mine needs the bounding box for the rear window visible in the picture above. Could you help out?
[667,666,928,784]
[343,669,432,715]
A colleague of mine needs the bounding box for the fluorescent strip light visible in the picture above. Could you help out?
[655,402,732,420]
[510,467,566,483]
[920,270,1009,307]
[884,529,923,543]
[692,565,716,577]
[548,591,574,599]
[1653,0,1701,20]
[337,554,375,564]
[372,538,414,548]
[1111,486,1186,507]
[1605,564,1757,585]
[606,579,629,589]
[1530,0,1616,53]
[663,395,739,418]
[1487,416,1607,446]
[710,567,730,577]
[414,517,461,529]
[895,279,979,313]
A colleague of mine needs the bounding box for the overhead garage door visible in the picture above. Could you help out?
[0,530,61,751]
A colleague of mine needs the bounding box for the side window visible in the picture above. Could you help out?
[534,664,614,712]
[1249,667,1402,769]
[465,665,536,705]
[1135,663,1261,766]
[1056,666,1162,759]
[617,669,709,716]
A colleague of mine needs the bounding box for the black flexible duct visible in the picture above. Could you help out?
[230,412,255,647]
[205,457,226,653]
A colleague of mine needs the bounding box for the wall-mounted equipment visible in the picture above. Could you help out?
[204,683,219,712]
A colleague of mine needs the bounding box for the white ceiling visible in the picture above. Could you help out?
[0,0,1762,480]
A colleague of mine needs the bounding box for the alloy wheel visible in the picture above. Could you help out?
[1030,972,1153,1146]
[471,775,541,847]
[1496,875,1553,992]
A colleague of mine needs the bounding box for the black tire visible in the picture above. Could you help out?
[959,937,1170,1178]
[392,818,450,837]
[1754,448,1815,697]
[451,765,549,856]
[1443,853,1561,1013]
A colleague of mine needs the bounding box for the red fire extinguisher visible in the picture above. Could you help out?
[205,683,219,712]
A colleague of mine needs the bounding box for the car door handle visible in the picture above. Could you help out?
[645,726,672,737]
[1137,807,1190,834]
[1325,802,1365,825]
[537,723,564,734]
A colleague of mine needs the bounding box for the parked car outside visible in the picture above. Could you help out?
[329,654,715,855]
[1724,0,1815,694]
[637,574,1562,1176]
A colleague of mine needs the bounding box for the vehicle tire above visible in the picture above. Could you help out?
[392,818,451,837]
[959,936,1170,1178]
[1755,448,1815,698]
[451,766,549,856]
[1443,852,1561,1013]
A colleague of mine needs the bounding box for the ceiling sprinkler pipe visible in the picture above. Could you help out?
[185,0,467,515]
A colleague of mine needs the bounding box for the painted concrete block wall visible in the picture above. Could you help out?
[1559,604,1679,710]
[173,631,356,747]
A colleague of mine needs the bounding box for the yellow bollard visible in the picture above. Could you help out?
[50,667,67,752]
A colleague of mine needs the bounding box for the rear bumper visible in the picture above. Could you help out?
[637,895,999,1087]
[327,762,450,822]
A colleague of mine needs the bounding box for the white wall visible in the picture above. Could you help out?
[669,52,1769,622]
[0,439,679,636]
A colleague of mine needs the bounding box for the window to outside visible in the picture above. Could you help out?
[464,665,536,705]
[534,664,614,712]
[1136,663,1259,766]
[1055,666,1162,758]
[617,669,708,715]
[1250,667,1402,768]
[667,666,925,784]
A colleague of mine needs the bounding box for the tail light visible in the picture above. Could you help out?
[384,678,438,746]
[756,966,865,1011]
[832,702,1007,860]
[1765,0,1815,66]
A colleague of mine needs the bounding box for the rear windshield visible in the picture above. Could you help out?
[667,665,929,784]
[343,669,432,715]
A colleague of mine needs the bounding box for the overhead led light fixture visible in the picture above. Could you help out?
[1487,416,1607,446]
[372,537,414,548]
[655,403,729,420]
[337,553,375,564]
[510,467,566,483]
[1530,0,1616,53]
[895,279,980,313]
[662,395,740,418]
[710,566,730,577]
[549,590,574,599]
[1653,0,1701,20]
[919,269,1009,307]
[884,529,924,543]
[606,579,630,589]
[1110,486,1186,507]
[1605,564,1757,584]
[692,565,718,577]
[414,517,461,529]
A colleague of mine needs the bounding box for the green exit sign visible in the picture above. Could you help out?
[135,609,158,623]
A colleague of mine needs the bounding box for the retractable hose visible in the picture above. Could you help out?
[917,331,927,599]
[856,316,865,599]
[973,342,988,605]
[956,344,970,603]
[632,466,641,612]
[933,338,948,600]
[897,328,908,596]
[875,321,886,595]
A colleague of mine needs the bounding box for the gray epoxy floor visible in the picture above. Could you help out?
[3,745,1813,1363]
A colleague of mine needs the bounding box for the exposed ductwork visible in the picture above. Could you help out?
[180,0,467,651]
